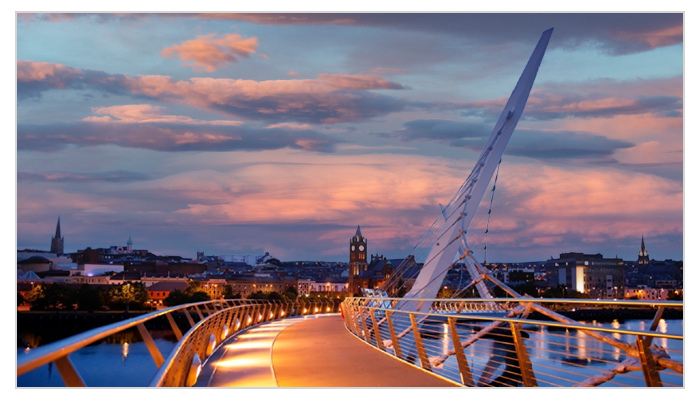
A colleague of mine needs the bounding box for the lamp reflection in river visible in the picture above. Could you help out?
[122,342,129,362]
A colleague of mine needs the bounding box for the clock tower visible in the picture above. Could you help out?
[348,225,368,295]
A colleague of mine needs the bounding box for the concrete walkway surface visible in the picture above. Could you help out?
[196,313,459,388]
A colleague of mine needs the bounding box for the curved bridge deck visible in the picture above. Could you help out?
[195,314,457,387]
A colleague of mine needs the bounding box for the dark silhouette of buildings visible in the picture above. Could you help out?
[50,217,63,255]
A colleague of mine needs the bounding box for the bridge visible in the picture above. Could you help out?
[16,28,685,388]
[16,297,683,387]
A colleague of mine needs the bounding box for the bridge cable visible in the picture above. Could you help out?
[483,159,502,264]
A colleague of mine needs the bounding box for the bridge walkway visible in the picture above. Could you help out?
[195,313,458,388]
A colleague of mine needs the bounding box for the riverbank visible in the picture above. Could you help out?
[17,310,194,347]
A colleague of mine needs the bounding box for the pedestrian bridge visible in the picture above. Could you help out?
[16,298,683,387]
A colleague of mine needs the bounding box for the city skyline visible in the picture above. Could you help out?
[16,12,683,263]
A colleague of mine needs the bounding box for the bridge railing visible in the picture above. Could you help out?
[341,297,683,387]
[17,298,340,387]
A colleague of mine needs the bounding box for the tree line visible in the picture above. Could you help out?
[19,281,305,311]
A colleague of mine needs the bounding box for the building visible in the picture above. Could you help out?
[50,217,64,255]
[348,225,368,295]
[637,236,650,266]
[545,252,625,299]
[147,281,188,309]
[624,286,679,301]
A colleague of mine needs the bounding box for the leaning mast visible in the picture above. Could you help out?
[398,28,553,312]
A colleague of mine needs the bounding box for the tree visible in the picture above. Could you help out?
[28,283,76,311]
[189,291,210,302]
[164,289,190,307]
[107,282,149,311]
[267,291,283,301]
[185,280,204,295]
[76,284,103,311]
[247,290,267,300]
[283,286,298,300]
[222,284,235,299]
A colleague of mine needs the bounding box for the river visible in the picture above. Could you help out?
[17,318,683,387]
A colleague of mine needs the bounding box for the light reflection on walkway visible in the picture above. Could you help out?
[194,314,332,387]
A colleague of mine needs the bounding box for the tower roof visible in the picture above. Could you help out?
[54,217,61,238]
[355,225,362,238]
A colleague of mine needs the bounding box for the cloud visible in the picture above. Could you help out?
[458,77,682,121]
[17,121,342,153]
[18,13,682,56]
[161,33,262,72]
[83,104,243,125]
[386,119,635,163]
[463,163,683,260]
[506,130,634,162]
[18,171,150,183]
[17,61,408,124]
[194,13,683,54]
[17,61,134,103]
[266,122,313,130]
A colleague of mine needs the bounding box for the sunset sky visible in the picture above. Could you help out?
[15,12,684,263]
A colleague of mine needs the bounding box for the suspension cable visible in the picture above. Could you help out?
[483,159,502,264]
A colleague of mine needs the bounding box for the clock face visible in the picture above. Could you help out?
[351,245,355,251]
[359,245,365,251]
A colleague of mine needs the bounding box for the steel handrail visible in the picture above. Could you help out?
[341,297,683,387]
[17,298,340,386]
[17,299,228,377]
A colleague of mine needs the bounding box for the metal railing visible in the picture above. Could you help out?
[17,298,340,387]
[341,297,683,387]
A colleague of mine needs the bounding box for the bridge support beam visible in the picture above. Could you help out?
[409,313,431,372]
[386,311,403,360]
[137,322,165,368]
[54,355,85,387]
[636,336,663,387]
[448,317,474,386]
[510,322,537,387]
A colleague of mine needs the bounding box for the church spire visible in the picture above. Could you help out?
[50,216,64,254]
[638,235,649,265]
[55,217,61,239]
[355,225,362,238]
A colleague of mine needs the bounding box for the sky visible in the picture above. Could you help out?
[13,11,685,264]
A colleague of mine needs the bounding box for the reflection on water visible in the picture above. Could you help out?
[17,330,177,387]
[395,318,683,387]
[18,318,682,387]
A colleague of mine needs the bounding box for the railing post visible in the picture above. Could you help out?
[136,322,165,368]
[636,335,663,387]
[385,311,403,360]
[358,307,371,342]
[347,304,361,336]
[409,313,431,372]
[448,316,474,386]
[370,310,384,350]
[183,306,196,328]
[510,322,537,387]
[509,322,537,387]
[194,305,204,320]
[166,312,183,341]
[54,355,86,387]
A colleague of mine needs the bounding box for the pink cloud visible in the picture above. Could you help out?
[266,122,312,130]
[499,165,682,238]
[613,24,683,49]
[118,72,406,123]
[161,33,262,72]
[83,104,243,126]
[17,61,81,85]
